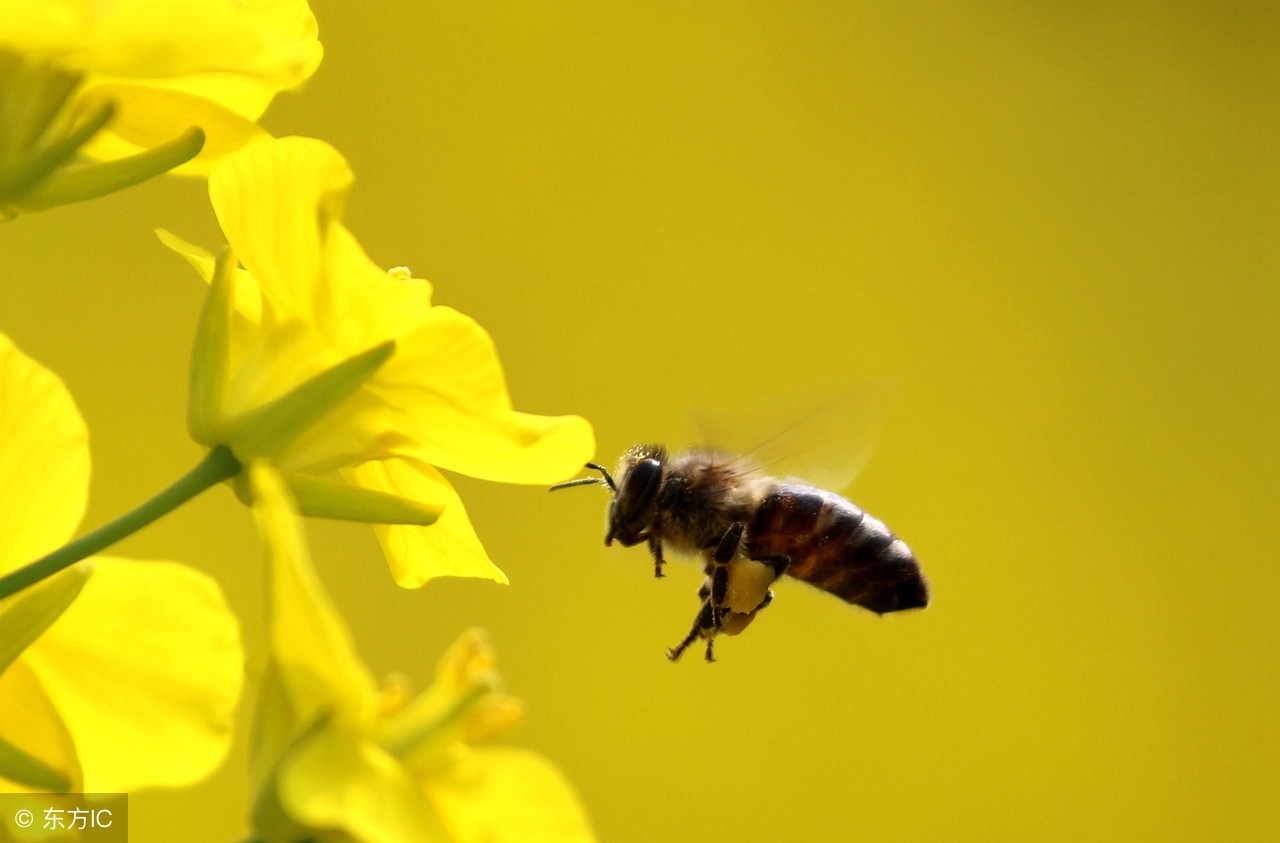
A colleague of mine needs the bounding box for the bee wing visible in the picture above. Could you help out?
[689,380,898,494]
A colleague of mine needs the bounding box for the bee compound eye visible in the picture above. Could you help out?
[623,458,663,507]
[611,457,662,539]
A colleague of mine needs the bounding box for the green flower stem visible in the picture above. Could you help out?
[0,446,241,601]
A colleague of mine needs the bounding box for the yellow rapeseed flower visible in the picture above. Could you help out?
[0,333,243,793]
[0,0,321,214]
[248,462,596,842]
[162,136,595,587]
[1,0,320,169]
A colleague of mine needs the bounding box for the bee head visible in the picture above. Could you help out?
[548,445,668,547]
[604,444,667,547]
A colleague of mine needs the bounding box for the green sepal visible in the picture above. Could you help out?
[0,100,113,201]
[188,246,236,445]
[8,126,205,214]
[230,471,442,525]
[249,692,334,843]
[0,51,81,170]
[0,560,84,789]
[223,340,396,461]
[247,661,297,841]
[0,734,71,793]
[282,472,442,525]
[0,563,91,676]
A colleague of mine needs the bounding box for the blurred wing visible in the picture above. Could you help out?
[689,380,898,494]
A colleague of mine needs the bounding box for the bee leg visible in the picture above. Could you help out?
[708,567,727,631]
[667,600,716,662]
[713,523,745,563]
[708,523,745,629]
[647,535,666,578]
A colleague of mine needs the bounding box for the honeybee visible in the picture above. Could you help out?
[551,444,929,662]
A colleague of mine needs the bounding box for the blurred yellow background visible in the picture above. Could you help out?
[3,1,1277,839]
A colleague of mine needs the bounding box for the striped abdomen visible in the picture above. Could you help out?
[746,484,929,614]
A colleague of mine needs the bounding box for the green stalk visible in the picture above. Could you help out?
[0,446,241,601]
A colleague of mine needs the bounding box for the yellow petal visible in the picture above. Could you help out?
[20,557,243,791]
[424,747,597,843]
[0,0,321,88]
[157,228,263,324]
[319,225,435,349]
[209,136,353,321]
[380,307,596,483]
[250,461,379,725]
[0,333,88,575]
[207,136,434,347]
[0,2,82,60]
[275,728,446,843]
[344,459,507,587]
[75,82,269,175]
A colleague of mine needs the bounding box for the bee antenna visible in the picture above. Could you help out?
[548,477,604,492]
[584,462,616,491]
[548,462,616,493]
